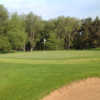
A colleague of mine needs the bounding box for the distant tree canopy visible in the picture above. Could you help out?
[0,5,100,52]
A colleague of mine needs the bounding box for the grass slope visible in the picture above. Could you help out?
[0,50,100,100]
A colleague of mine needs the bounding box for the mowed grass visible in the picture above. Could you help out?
[0,50,100,100]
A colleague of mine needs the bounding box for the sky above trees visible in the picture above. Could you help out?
[0,0,99,19]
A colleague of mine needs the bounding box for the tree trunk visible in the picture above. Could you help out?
[67,34,71,49]
[31,48,33,52]
[24,44,26,52]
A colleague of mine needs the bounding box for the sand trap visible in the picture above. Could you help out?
[42,78,100,100]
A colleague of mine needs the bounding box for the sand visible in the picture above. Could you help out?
[42,78,100,100]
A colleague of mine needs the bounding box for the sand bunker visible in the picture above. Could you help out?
[42,78,100,100]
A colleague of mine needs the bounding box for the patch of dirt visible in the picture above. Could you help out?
[42,78,100,100]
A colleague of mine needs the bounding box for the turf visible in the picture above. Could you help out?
[0,50,100,100]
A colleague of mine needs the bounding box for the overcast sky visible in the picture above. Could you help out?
[0,0,99,19]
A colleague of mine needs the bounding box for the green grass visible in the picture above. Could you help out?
[0,50,100,100]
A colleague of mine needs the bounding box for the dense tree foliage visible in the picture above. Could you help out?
[0,5,100,52]
[7,13,27,51]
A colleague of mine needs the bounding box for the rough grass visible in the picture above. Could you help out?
[0,50,100,100]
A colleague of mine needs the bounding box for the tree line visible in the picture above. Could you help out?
[0,5,100,52]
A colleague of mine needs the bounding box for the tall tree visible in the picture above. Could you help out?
[0,5,8,35]
[91,17,100,47]
[55,17,80,49]
[25,13,42,51]
[7,13,27,51]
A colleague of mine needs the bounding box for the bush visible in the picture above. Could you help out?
[45,33,64,50]
[0,35,11,52]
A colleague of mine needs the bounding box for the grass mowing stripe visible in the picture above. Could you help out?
[0,58,100,64]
